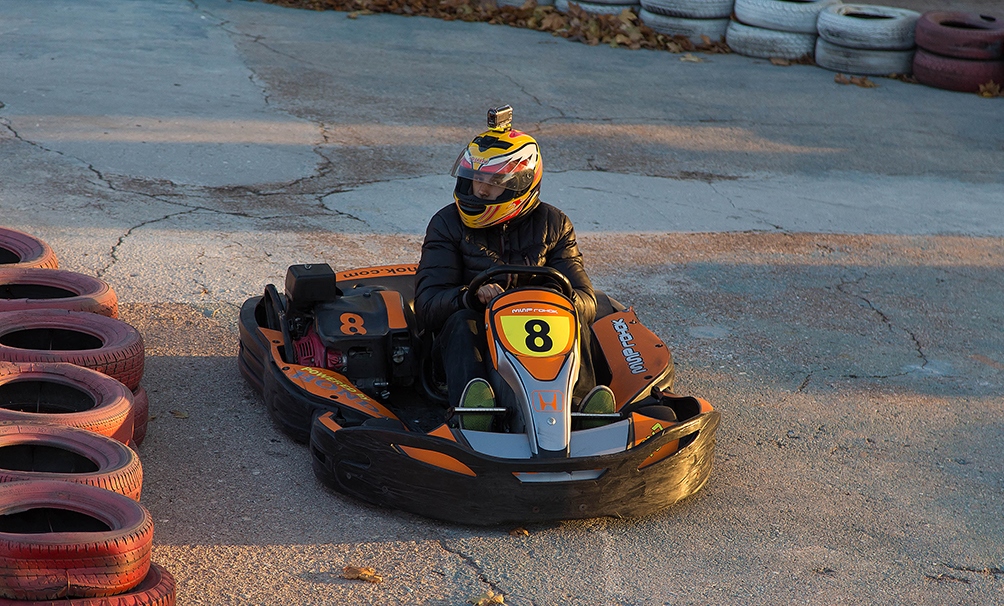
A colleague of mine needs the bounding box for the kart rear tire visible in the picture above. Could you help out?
[0,309,144,390]
[0,362,134,445]
[0,480,153,600]
[132,385,149,446]
[0,422,143,501]
[0,268,118,317]
[0,228,58,270]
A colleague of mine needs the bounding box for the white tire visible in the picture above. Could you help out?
[734,0,840,34]
[639,0,734,19]
[497,0,554,6]
[725,20,818,59]
[816,4,920,50]
[814,38,914,74]
[639,10,730,43]
[555,0,640,12]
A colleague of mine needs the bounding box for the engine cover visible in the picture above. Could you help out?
[312,287,419,397]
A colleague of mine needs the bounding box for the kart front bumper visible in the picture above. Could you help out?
[309,410,720,526]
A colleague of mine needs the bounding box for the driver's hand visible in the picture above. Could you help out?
[477,283,504,304]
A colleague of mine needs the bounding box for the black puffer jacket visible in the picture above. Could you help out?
[415,202,596,334]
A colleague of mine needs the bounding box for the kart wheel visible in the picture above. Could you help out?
[0,480,153,600]
[0,268,118,317]
[132,385,149,446]
[0,422,143,501]
[0,228,58,270]
[0,362,134,445]
[0,309,144,390]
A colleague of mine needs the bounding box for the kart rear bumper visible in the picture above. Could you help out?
[309,410,720,526]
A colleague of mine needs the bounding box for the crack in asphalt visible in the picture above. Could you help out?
[436,540,508,600]
[708,181,784,231]
[836,274,929,379]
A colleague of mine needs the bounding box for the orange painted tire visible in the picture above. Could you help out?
[0,309,144,390]
[0,480,153,600]
[132,385,149,446]
[0,422,142,501]
[0,228,58,270]
[0,268,118,317]
[0,563,177,606]
[0,362,134,444]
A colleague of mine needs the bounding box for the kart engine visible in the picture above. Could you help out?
[283,264,420,400]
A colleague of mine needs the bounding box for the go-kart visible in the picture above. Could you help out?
[238,263,719,526]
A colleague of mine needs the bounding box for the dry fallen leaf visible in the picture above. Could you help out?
[680,53,702,62]
[470,590,505,605]
[342,565,383,583]
[508,527,529,536]
[849,75,877,88]
[769,57,790,66]
[834,73,851,85]
[170,410,189,419]
[978,80,1001,98]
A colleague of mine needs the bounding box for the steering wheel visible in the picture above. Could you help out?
[466,265,574,308]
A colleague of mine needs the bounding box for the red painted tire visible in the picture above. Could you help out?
[915,11,1004,60]
[0,309,144,390]
[0,228,58,270]
[0,362,134,444]
[0,268,118,318]
[0,421,142,500]
[0,480,153,600]
[132,385,149,446]
[913,47,1004,92]
[0,563,175,606]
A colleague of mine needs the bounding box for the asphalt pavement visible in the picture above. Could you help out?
[1,0,1002,604]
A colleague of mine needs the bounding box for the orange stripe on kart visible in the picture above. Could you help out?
[261,327,399,421]
[397,445,476,477]
[378,290,409,330]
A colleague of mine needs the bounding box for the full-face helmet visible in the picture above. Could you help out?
[451,106,543,229]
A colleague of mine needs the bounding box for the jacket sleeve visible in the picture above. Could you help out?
[546,213,597,327]
[415,209,467,334]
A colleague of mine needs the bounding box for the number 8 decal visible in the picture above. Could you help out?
[524,319,553,353]
[340,313,366,335]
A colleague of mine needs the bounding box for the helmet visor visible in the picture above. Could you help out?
[450,146,537,192]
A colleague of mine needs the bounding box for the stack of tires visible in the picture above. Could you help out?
[638,0,733,45]
[726,0,838,60]
[912,11,1004,93]
[0,227,176,605]
[554,0,640,16]
[814,4,919,76]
